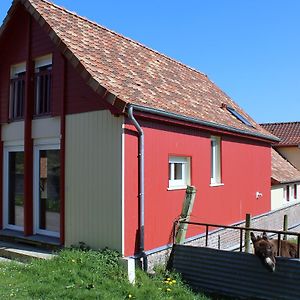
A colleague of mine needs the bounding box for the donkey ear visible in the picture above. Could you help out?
[250,232,256,242]
[262,231,268,240]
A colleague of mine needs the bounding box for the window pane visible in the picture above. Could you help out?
[39,149,60,233]
[8,152,24,227]
[174,163,183,180]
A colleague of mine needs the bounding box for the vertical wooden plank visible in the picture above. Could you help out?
[283,214,288,240]
[59,54,66,245]
[0,138,3,230]
[175,186,197,244]
[24,14,34,236]
[244,213,251,253]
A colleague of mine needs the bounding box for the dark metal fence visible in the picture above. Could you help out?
[173,220,300,257]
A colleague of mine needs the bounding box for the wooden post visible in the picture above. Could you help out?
[244,213,251,253]
[175,186,197,244]
[283,214,288,240]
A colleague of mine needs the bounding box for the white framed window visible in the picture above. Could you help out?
[3,145,25,231]
[210,136,221,185]
[33,139,60,237]
[168,156,190,190]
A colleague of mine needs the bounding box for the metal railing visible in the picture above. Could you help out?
[173,220,300,257]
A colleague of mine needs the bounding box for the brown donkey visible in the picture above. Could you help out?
[251,231,297,272]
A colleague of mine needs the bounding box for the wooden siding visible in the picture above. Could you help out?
[65,110,123,252]
[124,118,271,256]
[0,4,112,124]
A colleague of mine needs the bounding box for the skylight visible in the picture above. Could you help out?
[226,106,254,127]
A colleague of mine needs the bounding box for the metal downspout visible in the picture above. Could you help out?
[128,105,145,258]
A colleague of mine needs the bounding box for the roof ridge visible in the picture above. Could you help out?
[34,0,208,79]
[261,121,300,125]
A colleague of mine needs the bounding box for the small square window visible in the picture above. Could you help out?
[211,136,221,185]
[168,156,190,189]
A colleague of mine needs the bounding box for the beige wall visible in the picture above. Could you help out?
[65,110,123,252]
[277,147,300,171]
[1,117,60,144]
[2,121,24,144]
[271,183,300,210]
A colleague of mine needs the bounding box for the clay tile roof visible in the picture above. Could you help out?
[1,0,277,142]
[271,148,300,184]
[261,122,300,146]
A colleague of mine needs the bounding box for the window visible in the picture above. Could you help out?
[3,146,24,230]
[168,156,190,189]
[34,142,60,237]
[227,106,254,127]
[9,63,26,120]
[294,184,298,200]
[211,136,221,185]
[34,55,52,115]
[286,185,290,201]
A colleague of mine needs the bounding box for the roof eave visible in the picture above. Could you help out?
[127,104,280,143]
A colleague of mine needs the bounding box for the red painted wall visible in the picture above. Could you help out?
[124,119,271,256]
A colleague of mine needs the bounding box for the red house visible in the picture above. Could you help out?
[0,0,277,262]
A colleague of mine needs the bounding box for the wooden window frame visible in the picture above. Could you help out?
[34,55,52,116]
[9,63,26,120]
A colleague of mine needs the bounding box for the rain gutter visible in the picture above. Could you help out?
[127,105,145,259]
[128,104,280,143]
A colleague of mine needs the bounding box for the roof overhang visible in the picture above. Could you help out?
[127,104,280,143]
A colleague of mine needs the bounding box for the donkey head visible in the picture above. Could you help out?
[251,232,276,272]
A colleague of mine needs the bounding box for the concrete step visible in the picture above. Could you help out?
[0,241,56,263]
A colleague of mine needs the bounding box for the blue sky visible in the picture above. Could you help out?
[1,0,299,123]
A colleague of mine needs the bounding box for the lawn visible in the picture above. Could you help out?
[0,248,212,299]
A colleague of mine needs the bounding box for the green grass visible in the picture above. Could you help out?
[0,248,211,300]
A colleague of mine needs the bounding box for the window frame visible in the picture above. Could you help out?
[34,54,53,117]
[33,139,60,237]
[210,136,222,186]
[286,185,290,202]
[9,62,26,120]
[3,144,25,231]
[168,156,191,190]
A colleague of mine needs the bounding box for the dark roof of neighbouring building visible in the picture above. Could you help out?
[271,148,300,184]
[261,122,300,146]
[0,0,278,142]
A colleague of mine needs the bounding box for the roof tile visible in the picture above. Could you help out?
[261,122,300,146]
[271,148,300,183]
[2,0,276,140]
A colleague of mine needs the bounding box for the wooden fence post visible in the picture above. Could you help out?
[244,213,251,253]
[175,186,197,244]
[283,214,288,240]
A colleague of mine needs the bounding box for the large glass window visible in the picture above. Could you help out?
[7,151,24,228]
[36,147,60,236]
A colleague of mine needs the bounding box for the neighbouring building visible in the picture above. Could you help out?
[271,149,300,210]
[261,122,300,171]
[0,0,278,261]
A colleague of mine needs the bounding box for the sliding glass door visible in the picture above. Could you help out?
[4,147,24,231]
[34,144,60,237]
